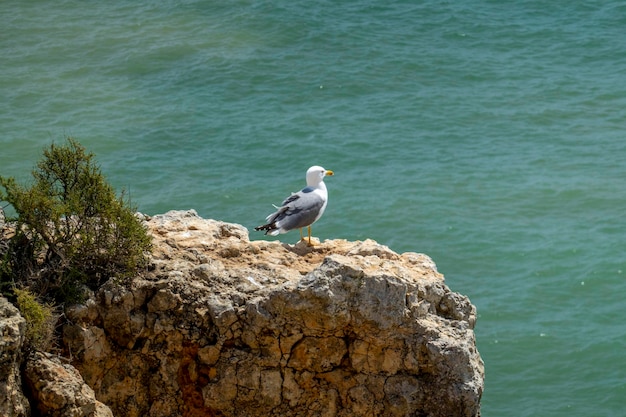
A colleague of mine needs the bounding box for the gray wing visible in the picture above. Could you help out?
[270,187,325,231]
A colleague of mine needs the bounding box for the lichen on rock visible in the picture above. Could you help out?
[61,209,484,417]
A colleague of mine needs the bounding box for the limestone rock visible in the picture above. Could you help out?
[63,209,484,417]
[23,351,113,417]
[0,297,30,417]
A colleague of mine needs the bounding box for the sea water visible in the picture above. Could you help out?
[1,1,625,415]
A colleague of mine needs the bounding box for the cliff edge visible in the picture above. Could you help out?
[4,209,484,416]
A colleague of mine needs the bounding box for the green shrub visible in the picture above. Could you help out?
[0,138,151,304]
[14,288,56,352]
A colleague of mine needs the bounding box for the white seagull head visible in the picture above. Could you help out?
[306,165,334,187]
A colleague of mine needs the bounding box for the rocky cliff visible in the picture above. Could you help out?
[3,209,484,416]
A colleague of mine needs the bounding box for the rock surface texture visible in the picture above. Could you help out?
[23,352,113,417]
[63,209,484,417]
[0,297,30,417]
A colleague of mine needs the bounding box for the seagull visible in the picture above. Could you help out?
[255,165,334,245]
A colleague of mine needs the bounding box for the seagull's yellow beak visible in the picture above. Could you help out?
[325,170,334,176]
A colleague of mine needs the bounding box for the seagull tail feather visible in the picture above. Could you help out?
[254,223,280,235]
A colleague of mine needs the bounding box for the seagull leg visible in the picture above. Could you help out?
[299,228,304,242]
[307,226,313,246]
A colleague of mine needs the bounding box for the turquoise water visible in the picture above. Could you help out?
[2,1,626,415]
